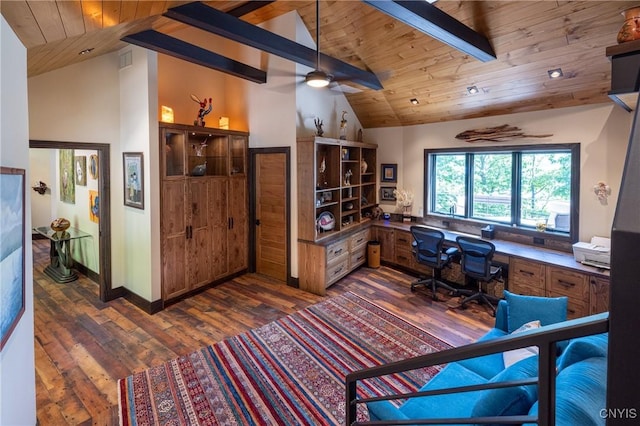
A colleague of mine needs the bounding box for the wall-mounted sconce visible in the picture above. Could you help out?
[161,105,174,123]
[593,181,612,205]
[32,181,48,195]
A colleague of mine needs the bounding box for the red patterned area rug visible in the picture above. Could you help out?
[118,292,451,425]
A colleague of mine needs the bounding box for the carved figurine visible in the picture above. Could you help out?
[344,169,352,186]
[191,94,212,126]
[314,118,324,136]
[339,111,348,139]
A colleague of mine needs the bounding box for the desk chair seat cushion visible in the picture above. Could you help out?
[504,290,568,333]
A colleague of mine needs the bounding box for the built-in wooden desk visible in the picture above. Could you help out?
[370,221,609,318]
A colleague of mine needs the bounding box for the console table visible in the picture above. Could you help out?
[34,226,91,283]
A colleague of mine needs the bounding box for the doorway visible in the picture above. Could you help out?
[29,140,117,301]
[249,148,291,284]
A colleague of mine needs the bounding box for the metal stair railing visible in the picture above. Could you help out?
[346,312,609,425]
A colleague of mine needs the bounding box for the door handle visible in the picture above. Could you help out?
[256,219,261,226]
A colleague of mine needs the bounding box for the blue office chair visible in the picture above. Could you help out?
[456,236,502,316]
[410,226,459,301]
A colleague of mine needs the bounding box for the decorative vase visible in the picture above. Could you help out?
[402,206,412,222]
[617,6,640,44]
[361,159,368,174]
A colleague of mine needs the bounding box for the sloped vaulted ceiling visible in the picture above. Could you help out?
[1,1,635,128]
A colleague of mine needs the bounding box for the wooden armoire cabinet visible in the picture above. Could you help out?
[160,123,248,301]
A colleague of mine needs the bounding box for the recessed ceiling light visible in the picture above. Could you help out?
[78,48,95,55]
[410,98,419,105]
[467,86,479,95]
[548,68,563,79]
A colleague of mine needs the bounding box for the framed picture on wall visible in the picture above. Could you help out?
[123,152,144,210]
[75,156,87,186]
[381,163,397,183]
[89,154,99,180]
[0,167,26,351]
[380,186,397,202]
[59,149,75,204]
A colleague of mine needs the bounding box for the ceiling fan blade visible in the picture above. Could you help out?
[329,82,362,94]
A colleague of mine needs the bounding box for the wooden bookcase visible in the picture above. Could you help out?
[297,136,378,242]
[297,136,377,295]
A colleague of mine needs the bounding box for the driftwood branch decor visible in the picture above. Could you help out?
[455,124,553,143]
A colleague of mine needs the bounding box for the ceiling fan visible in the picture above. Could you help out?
[305,0,332,88]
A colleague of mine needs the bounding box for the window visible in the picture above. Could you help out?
[426,144,579,239]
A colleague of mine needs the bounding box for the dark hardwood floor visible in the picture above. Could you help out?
[32,239,493,425]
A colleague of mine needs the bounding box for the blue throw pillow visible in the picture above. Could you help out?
[504,290,568,333]
[470,355,539,422]
[557,333,608,371]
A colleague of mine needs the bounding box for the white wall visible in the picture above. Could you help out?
[364,104,631,242]
[29,149,56,228]
[28,52,126,287]
[0,15,37,426]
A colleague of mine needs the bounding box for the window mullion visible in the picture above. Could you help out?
[512,152,521,226]
[466,153,473,218]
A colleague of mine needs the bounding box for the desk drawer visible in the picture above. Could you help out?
[548,290,589,319]
[350,247,367,269]
[546,267,589,300]
[395,245,413,268]
[327,239,349,264]
[326,256,349,286]
[510,258,545,290]
[395,230,413,248]
[350,229,370,251]
[510,280,545,297]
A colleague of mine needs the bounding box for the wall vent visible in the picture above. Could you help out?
[119,50,132,69]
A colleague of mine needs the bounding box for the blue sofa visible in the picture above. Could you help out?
[367,291,608,425]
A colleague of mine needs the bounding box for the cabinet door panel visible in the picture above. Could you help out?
[590,276,610,314]
[228,177,248,273]
[210,178,229,279]
[189,179,212,288]
[162,181,186,235]
[162,235,188,299]
[378,228,395,262]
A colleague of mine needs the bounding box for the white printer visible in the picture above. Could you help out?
[572,236,611,269]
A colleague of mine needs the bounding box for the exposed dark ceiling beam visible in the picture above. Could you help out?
[164,2,383,90]
[122,30,267,84]
[226,1,276,18]
[362,0,496,62]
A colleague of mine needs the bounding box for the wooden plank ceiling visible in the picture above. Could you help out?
[1,1,635,128]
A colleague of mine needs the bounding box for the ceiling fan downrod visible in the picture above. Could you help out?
[305,0,331,87]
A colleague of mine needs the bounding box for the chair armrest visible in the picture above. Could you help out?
[445,247,459,256]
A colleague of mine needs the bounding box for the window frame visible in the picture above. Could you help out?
[424,143,580,242]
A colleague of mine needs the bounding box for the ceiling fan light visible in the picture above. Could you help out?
[306,70,331,88]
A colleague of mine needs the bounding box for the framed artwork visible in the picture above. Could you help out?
[123,152,144,209]
[89,190,99,223]
[0,167,26,351]
[381,163,397,183]
[59,149,75,204]
[75,156,87,186]
[380,186,397,202]
[89,154,99,180]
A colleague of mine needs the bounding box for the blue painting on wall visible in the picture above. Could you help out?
[0,167,26,351]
